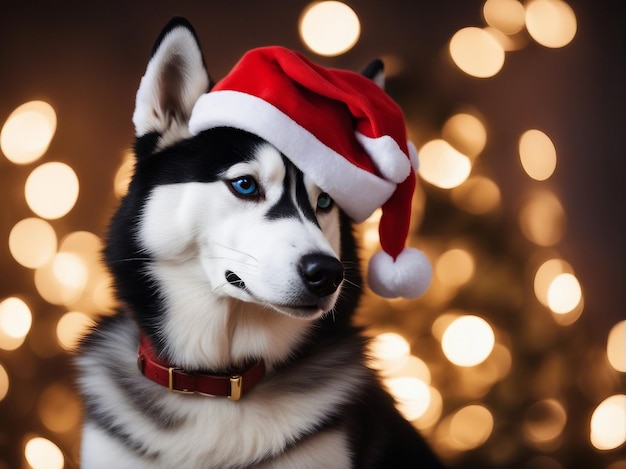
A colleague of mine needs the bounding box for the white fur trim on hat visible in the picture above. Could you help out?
[189,90,397,222]
[367,248,432,299]
[355,132,411,183]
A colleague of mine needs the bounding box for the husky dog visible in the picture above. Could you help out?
[76,17,442,468]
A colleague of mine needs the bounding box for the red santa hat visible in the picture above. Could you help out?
[188,46,431,298]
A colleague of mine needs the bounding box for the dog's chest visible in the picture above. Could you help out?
[83,384,355,468]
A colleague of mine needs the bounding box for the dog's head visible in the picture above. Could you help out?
[106,19,389,338]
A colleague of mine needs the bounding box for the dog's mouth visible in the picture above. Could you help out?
[225,270,330,317]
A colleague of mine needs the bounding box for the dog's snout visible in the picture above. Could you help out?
[299,254,344,297]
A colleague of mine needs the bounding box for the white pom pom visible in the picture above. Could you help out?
[367,248,432,298]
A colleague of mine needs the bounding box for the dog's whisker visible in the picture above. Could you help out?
[210,241,260,264]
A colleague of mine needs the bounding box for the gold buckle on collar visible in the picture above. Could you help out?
[168,367,193,394]
[229,375,242,401]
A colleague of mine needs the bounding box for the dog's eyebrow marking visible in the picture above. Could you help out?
[266,157,318,226]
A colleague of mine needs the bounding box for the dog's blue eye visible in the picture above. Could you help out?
[230,176,259,197]
[317,192,333,211]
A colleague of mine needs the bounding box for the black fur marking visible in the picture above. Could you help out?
[266,156,319,226]
[265,158,298,220]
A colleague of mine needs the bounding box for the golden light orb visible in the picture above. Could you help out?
[1,100,56,164]
[449,27,505,78]
[441,315,495,367]
[525,0,577,48]
[25,162,79,219]
[519,129,557,181]
[299,1,360,56]
[418,139,472,189]
[9,217,57,269]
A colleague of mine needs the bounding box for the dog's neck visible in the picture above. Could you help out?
[143,293,314,372]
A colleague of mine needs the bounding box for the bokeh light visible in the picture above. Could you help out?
[56,311,94,350]
[368,332,410,373]
[35,256,84,306]
[38,383,82,433]
[483,0,526,35]
[418,139,472,189]
[436,248,475,288]
[441,112,487,159]
[114,151,135,198]
[451,176,501,214]
[525,0,577,48]
[441,315,495,367]
[524,398,567,444]
[519,129,557,181]
[299,1,360,56]
[385,377,431,421]
[606,320,626,372]
[0,297,32,352]
[9,217,57,269]
[547,273,582,314]
[1,100,56,164]
[449,27,505,78]
[53,252,88,291]
[24,437,64,469]
[414,386,443,430]
[518,190,565,246]
[590,394,626,451]
[533,258,573,306]
[0,362,9,401]
[25,162,79,219]
[0,297,32,340]
[448,405,494,450]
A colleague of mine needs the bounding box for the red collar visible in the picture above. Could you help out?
[137,334,265,401]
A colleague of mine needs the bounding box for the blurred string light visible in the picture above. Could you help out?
[0,363,8,401]
[437,405,494,452]
[519,129,557,181]
[24,436,64,469]
[547,273,582,314]
[0,100,56,164]
[9,218,57,269]
[0,297,32,351]
[518,190,566,246]
[435,248,475,289]
[299,1,360,56]
[114,151,135,198]
[441,315,495,367]
[525,0,577,48]
[418,139,471,189]
[450,176,501,214]
[590,395,626,451]
[606,320,626,372]
[442,112,487,159]
[523,398,567,447]
[57,311,94,351]
[38,383,81,434]
[368,332,441,426]
[482,0,526,35]
[450,0,577,77]
[25,162,79,219]
[449,27,505,78]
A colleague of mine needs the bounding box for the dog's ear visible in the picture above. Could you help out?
[133,17,210,149]
[361,58,385,89]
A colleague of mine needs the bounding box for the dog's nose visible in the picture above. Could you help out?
[299,254,344,297]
